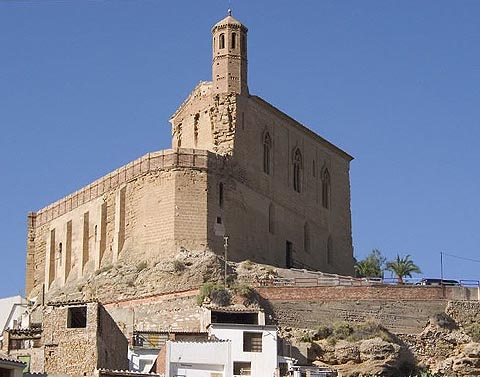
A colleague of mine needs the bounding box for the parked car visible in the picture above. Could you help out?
[416,278,460,286]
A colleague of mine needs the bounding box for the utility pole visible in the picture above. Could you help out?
[224,236,229,286]
[440,251,444,283]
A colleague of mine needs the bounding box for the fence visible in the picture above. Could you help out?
[262,275,480,288]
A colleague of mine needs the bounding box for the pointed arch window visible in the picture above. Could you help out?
[304,222,310,253]
[232,33,237,49]
[293,149,303,193]
[263,132,272,175]
[219,182,224,208]
[219,33,225,49]
[322,168,331,209]
[268,203,275,234]
[327,235,333,265]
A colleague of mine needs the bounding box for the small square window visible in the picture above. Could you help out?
[233,361,251,376]
[67,306,87,328]
[243,332,262,353]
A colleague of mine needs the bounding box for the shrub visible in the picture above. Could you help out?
[430,312,456,329]
[348,320,393,343]
[172,260,186,272]
[332,322,353,339]
[136,261,148,272]
[467,323,480,342]
[299,333,313,343]
[196,282,231,306]
[314,325,332,340]
[95,264,113,275]
[210,286,231,306]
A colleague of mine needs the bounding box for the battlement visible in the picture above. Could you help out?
[34,148,210,226]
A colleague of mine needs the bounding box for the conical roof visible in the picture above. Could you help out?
[212,10,247,32]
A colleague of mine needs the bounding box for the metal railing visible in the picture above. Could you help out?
[261,276,480,288]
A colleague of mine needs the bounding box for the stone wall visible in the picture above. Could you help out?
[97,305,128,371]
[104,290,201,336]
[446,300,480,327]
[42,302,127,377]
[43,303,98,376]
[26,149,210,298]
[205,94,354,275]
[258,286,480,334]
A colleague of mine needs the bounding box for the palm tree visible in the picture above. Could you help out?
[354,249,386,278]
[386,254,421,284]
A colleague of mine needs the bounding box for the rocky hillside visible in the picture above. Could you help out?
[284,308,480,376]
[36,249,276,303]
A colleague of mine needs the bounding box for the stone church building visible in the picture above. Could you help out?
[25,12,354,297]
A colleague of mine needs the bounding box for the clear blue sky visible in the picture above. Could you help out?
[1,1,479,297]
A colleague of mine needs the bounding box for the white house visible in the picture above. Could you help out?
[0,296,29,334]
[166,340,231,377]
[165,324,278,377]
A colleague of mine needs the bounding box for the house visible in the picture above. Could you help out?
[3,301,128,377]
[164,323,278,377]
[0,353,25,377]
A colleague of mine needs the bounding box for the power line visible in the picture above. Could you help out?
[442,252,480,263]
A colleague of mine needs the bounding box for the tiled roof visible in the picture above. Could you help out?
[97,369,163,377]
[133,330,207,335]
[0,353,26,366]
[208,305,261,313]
[46,299,98,307]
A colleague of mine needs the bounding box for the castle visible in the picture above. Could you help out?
[25,11,354,299]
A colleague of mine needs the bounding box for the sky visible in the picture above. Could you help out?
[0,0,479,297]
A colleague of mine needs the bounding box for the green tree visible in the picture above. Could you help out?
[354,249,386,278]
[386,254,421,284]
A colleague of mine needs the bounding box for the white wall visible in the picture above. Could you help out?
[128,348,159,373]
[166,341,231,377]
[209,324,277,377]
[0,296,28,333]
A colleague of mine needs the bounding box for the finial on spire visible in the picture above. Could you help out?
[228,8,232,16]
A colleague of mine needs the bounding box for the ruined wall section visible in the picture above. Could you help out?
[104,290,201,336]
[97,305,128,371]
[169,82,237,156]
[26,149,210,299]
[43,303,98,376]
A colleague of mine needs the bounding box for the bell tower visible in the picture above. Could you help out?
[212,10,248,95]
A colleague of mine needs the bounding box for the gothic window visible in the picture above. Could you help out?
[58,242,63,265]
[268,203,274,234]
[304,222,310,253]
[327,235,333,265]
[293,149,302,193]
[219,33,225,49]
[263,132,272,174]
[322,168,331,209]
[232,32,237,49]
[219,182,224,208]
